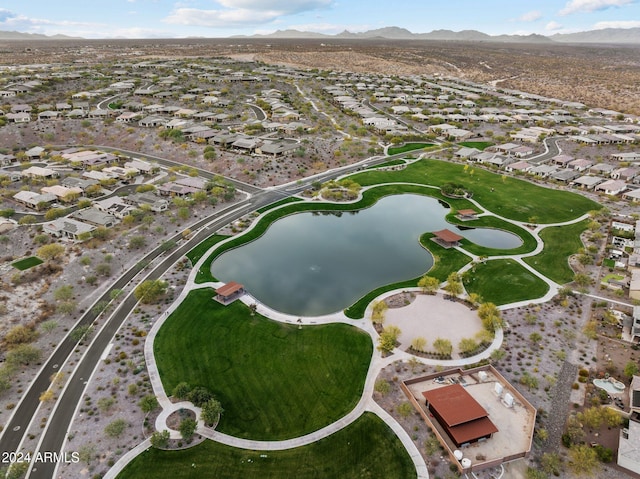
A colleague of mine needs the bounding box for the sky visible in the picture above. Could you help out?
[0,0,639,39]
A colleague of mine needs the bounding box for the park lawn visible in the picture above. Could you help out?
[117,413,415,479]
[154,289,372,440]
[387,142,434,155]
[463,259,549,305]
[419,232,472,282]
[459,141,493,150]
[349,158,600,223]
[523,219,590,284]
[11,256,43,271]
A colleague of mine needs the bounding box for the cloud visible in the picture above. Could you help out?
[164,0,333,28]
[0,8,18,22]
[594,19,640,27]
[518,10,542,22]
[546,21,564,31]
[559,0,635,15]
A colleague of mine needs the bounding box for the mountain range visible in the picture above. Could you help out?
[0,26,639,44]
[239,26,640,44]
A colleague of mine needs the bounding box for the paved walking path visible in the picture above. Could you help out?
[108,178,591,478]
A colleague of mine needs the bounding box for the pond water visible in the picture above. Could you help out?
[212,195,521,316]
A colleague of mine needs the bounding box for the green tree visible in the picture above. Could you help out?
[377,325,401,354]
[444,272,463,298]
[433,338,452,356]
[519,372,539,391]
[374,379,391,395]
[172,382,191,399]
[568,444,599,476]
[150,430,170,449]
[4,325,38,347]
[411,337,427,352]
[188,387,213,407]
[417,274,439,294]
[18,215,37,225]
[397,402,413,418]
[104,418,128,438]
[573,272,592,287]
[139,394,159,413]
[371,300,388,324]
[128,235,147,249]
[201,398,224,426]
[179,417,197,441]
[54,285,74,302]
[458,337,478,355]
[540,452,561,476]
[6,344,41,366]
[134,279,168,304]
[36,243,65,261]
[624,361,639,379]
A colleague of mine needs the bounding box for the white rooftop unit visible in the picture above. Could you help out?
[494,382,504,396]
[453,450,463,460]
[478,370,488,382]
[461,458,472,468]
[503,392,515,408]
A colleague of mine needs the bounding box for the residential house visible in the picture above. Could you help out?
[551,154,574,168]
[612,167,639,182]
[92,197,135,219]
[504,160,532,173]
[70,208,118,228]
[589,163,616,177]
[122,192,168,212]
[12,191,57,209]
[124,159,156,174]
[41,185,83,201]
[595,179,628,196]
[21,166,58,179]
[43,218,95,241]
[623,189,640,203]
[38,110,59,121]
[551,169,582,183]
[257,141,298,157]
[529,164,558,178]
[568,158,593,172]
[6,112,31,123]
[26,146,45,159]
[0,169,21,182]
[572,175,605,190]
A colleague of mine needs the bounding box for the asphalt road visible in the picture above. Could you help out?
[2,149,404,479]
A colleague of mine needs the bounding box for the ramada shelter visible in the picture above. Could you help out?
[214,281,245,305]
[422,384,498,447]
[432,228,464,248]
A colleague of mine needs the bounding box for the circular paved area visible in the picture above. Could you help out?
[384,293,483,354]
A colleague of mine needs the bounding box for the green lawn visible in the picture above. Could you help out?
[463,259,549,305]
[387,143,434,155]
[256,196,303,214]
[459,141,493,150]
[523,219,590,284]
[349,158,600,223]
[154,289,372,440]
[419,232,473,282]
[185,234,228,265]
[117,413,416,479]
[11,256,43,271]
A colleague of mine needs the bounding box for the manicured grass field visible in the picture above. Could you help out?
[154,289,372,440]
[523,219,590,284]
[459,141,493,150]
[117,413,416,479]
[387,143,434,155]
[463,259,549,305]
[419,232,473,282]
[350,158,600,223]
[11,256,43,271]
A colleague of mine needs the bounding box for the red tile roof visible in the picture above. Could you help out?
[216,281,244,297]
[433,229,464,243]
